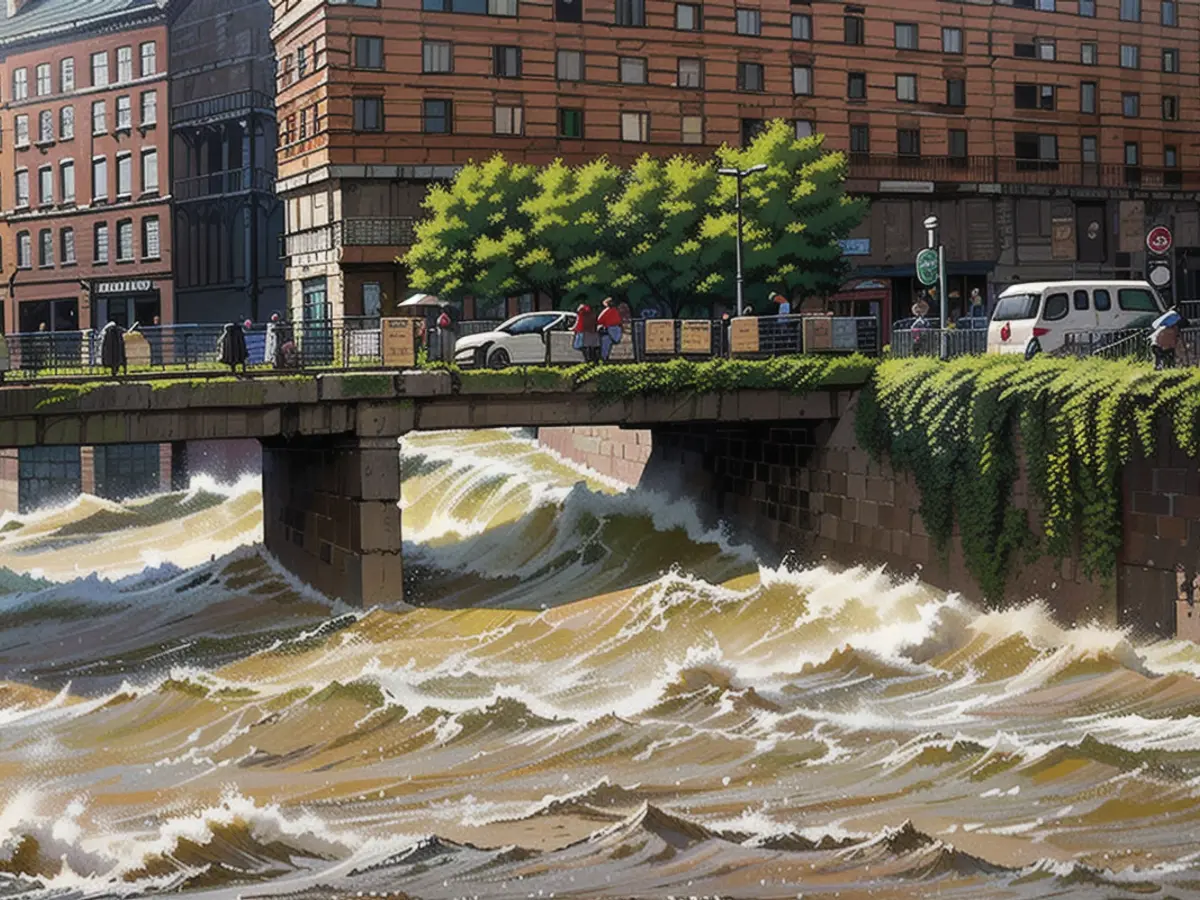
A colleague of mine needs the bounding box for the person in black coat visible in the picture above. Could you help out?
[99,321,126,378]
[218,322,249,373]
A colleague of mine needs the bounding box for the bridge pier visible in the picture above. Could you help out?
[260,435,403,607]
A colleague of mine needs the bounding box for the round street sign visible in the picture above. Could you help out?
[1149,260,1172,287]
[1147,225,1173,256]
[915,248,939,286]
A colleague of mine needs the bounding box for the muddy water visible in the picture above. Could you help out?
[0,430,1199,899]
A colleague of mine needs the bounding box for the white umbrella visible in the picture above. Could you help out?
[398,293,441,308]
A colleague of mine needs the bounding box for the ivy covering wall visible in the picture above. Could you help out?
[855,356,1200,602]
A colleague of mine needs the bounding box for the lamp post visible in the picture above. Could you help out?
[718,163,768,316]
[923,215,948,359]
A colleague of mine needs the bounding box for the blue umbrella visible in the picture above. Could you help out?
[1153,310,1182,329]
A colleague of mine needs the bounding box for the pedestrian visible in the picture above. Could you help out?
[598,297,624,361]
[99,321,126,378]
[575,303,601,363]
[770,291,791,315]
[1150,308,1183,370]
[436,303,457,363]
[218,321,249,374]
[265,313,283,368]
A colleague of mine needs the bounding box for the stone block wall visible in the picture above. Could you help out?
[537,426,651,487]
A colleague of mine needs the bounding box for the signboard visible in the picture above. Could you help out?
[1148,259,1172,287]
[915,248,939,286]
[96,280,155,295]
[803,316,833,351]
[838,238,871,256]
[880,181,934,194]
[1147,225,1173,256]
[643,319,676,354]
[729,317,759,354]
[124,331,151,367]
[831,318,858,351]
[380,317,416,368]
[1119,200,1145,253]
[679,320,712,355]
[1051,217,1076,261]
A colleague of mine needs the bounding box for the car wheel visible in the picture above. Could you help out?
[488,347,511,369]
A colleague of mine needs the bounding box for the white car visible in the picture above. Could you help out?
[453,311,577,368]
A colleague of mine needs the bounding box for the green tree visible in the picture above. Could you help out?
[708,120,868,310]
[608,154,726,317]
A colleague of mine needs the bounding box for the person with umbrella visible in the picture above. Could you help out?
[99,321,126,378]
[1150,307,1185,370]
[218,321,249,374]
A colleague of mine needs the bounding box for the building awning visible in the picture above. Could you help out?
[849,262,996,278]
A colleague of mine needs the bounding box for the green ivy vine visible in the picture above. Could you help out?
[856,356,1200,603]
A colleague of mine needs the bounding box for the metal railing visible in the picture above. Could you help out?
[341,217,417,247]
[282,224,337,258]
[175,168,275,202]
[888,325,987,359]
[171,90,275,127]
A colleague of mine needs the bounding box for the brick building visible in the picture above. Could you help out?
[272,0,1200,328]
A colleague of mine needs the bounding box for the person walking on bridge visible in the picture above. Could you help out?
[575,303,600,363]
[99,321,126,378]
[598,297,623,361]
[218,321,249,374]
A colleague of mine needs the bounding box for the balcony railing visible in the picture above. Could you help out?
[341,217,417,247]
[171,90,275,127]
[282,224,336,258]
[175,167,276,202]
[848,154,1197,191]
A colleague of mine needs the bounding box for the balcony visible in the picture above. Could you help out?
[283,224,336,259]
[171,91,275,128]
[847,154,1196,192]
[175,167,275,202]
[341,217,416,247]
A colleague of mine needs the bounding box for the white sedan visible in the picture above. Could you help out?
[453,312,577,368]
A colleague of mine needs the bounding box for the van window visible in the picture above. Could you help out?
[1073,290,1090,311]
[992,294,1039,321]
[1118,288,1160,312]
[1043,293,1069,321]
[1094,289,1112,311]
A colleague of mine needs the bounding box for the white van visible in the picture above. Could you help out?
[987,280,1167,357]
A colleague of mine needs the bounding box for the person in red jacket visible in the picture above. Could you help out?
[597,297,623,361]
[575,304,601,362]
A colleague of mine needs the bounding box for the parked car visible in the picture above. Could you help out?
[453,311,577,368]
[988,280,1165,357]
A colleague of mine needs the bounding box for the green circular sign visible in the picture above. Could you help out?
[916,248,939,286]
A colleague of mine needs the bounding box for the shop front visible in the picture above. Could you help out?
[18,297,79,333]
[92,279,162,329]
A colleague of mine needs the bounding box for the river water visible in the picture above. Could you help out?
[1,429,1200,899]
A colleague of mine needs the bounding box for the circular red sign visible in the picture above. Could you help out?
[1147,226,1173,255]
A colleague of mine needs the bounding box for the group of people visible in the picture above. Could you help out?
[573,297,630,362]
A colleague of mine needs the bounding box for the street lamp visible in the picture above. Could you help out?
[923,215,949,359]
[719,163,768,316]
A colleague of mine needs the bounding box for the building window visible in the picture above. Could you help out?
[1120,0,1140,20]
[847,71,866,99]
[620,56,647,84]
[736,8,761,34]
[489,0,518,16]
[92,157,108,200]
[557,50,583,81]
[38,110,52,143]
[1162,0,1176,24]
[493,104,524,134]
[1082,135,1098,163]
[942,27,962,53]
[116,95,132,130]
[1081,81,1096,113]
[792,65,812,95]
[91,52,109,87]
[742,117,764,145]
[296,45,307,77]
[60,105,74,139]
[1124,142,1139,166]
[794,119,814,139]
[35,64,50,96]
[946,79,965,107]
[1163,49,1179,72]
[621,111,649,142]
[678,58,702,88]
[117,220,133,261]
[94,223,109,263]
[117,46,133,82]
[60,58,74,92]
[894,23,917,50]
[844,14,864,44]
[142,217,160,259]
[1163,95,1179,120]
[897,129,920,157]
[949,129,967,158]
[61,228,75,265]
[38,229,52,268]
[92,100,106,135]
[559,107,583,137]
[1123,92,1140,116]
[12,68,26,101]
[141,149,158,193]
[60,160,74,203]
[140,42,156,77]
[1036,38,1055,60]
[353,97,383,131]
[14,170,28,208]
[1079,0,1095,14]
[1120,44,1139,68]
[555,0,581,21]
[675,2,700,29]
[1165,145,1178,167]
[422,41,452,73]
[1081,42,1097,64]
[16,232,30,269]
[493,45,521,77]
[682,114,703,144]
[37,166,51,205]
[792,13,811,39]
[738,62,764,92]
[615,0,644,25]
[1015,132,1058,163]
[116,153,132,198]
[140,91,156,125]
[354,36,383,69]
[423,99,452,133]
[896,74,917,102]
[14,115,28,147]
[850,124,869,152]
